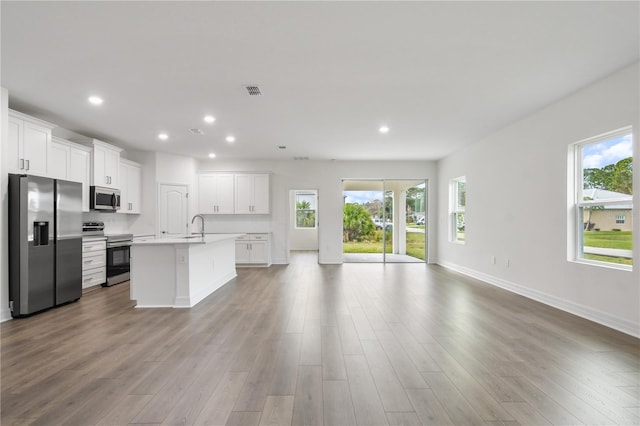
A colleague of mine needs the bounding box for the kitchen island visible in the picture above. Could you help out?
[130,234,244,308]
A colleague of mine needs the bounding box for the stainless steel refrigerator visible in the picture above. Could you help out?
[9,174,83,317]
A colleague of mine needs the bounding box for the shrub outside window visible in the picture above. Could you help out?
[450,177,466,243]
[573,127,633,268]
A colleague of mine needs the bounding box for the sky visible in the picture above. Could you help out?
[582,134,633,169]
[343,191,383,204]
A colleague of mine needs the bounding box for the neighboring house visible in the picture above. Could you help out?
[582,188,633,232]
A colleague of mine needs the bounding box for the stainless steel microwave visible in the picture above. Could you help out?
[90,186,120,211]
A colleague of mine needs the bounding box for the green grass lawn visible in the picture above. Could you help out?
[583,231,632,265]
[583,231,632,250]
[343,232,426,260]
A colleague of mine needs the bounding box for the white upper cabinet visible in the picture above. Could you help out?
[48,137,70,180]
[48,136,92,212]
[198,173,234,214]
[69,146,92,212]
[92,141,121,189]
[198,172,270,215]
[119,159,142,214]
[235,173,270,214]
[75,139,122,189]
[7,110,55,177]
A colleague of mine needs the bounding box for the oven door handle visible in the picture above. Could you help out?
[107,242,132,248]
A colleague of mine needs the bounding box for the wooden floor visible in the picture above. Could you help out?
[2,253,639,425]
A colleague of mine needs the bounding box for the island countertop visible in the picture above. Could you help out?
[132,233,245,246]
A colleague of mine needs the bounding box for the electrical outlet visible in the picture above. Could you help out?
[179,255,186,264]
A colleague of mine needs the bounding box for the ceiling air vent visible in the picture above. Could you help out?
[245,85,262,96]
[189,128,205,135]
[294,156,309,161]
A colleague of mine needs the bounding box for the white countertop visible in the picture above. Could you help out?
[132,233,245,246]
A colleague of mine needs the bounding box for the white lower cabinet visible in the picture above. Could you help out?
[235,234,270,266]
[82,237,106,288]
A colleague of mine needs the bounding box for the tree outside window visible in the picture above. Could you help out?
[295,192,317,229]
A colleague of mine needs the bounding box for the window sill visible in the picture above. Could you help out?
[570,259,632,272]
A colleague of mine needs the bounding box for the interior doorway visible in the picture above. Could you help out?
[289,189,319,263]
[343,179,426,263]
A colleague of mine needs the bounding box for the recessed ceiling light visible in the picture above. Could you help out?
[225,136,236,143]
[379,125,390,134]
[208,152,216,158]
[88,96,103,105]
[204,115,215,124]
[158,133,169,141]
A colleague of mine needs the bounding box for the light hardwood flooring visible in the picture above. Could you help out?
[2,255,639,425]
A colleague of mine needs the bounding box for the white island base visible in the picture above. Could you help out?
[130,234,244,308]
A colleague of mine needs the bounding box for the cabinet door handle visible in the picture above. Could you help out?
[19,159,24,170]
[25,160,30,171]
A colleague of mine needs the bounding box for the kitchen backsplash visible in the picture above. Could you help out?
[82,211,131,234]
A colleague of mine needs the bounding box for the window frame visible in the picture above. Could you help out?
[450,176,466,244]
[570,126,633,271]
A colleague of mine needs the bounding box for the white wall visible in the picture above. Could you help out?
[198,160,438,264]
[437,62,640,337]
[0,87,10,321]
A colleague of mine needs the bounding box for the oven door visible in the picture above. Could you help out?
[105,242,131,286]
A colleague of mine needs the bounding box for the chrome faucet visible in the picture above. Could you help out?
[191,214,205,238]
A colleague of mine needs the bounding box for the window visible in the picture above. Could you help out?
[572,127,633,268]
[295,191,317,229]
[450,177,466,243]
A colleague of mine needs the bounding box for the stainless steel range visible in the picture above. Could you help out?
[105,234,133,286]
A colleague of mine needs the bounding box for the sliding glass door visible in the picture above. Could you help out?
[343,179,427,263]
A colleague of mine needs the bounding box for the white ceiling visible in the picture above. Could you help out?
[2,1,638,161]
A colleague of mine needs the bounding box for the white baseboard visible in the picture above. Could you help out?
[1,307,12,322]
[437,260,640,338]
